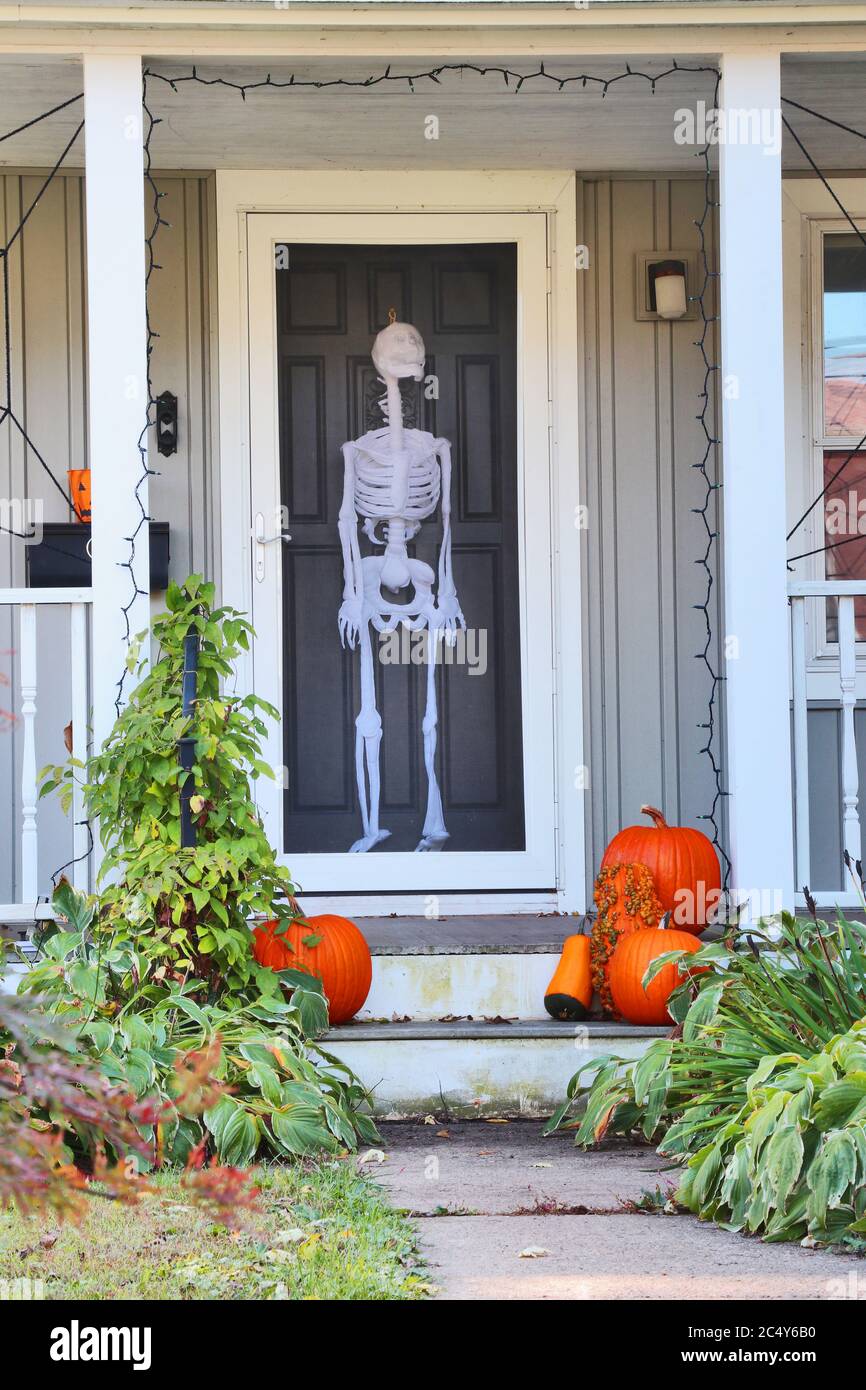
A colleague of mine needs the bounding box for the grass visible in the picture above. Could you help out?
[0,1159,432,1301]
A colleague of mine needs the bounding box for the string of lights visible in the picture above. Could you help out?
[688,67,730,889]
[20,61,864,895]
[143,59,730,882]
[111,75,165,720]
[144,58,721,98]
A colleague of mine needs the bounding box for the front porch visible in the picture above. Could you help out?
[2,40,866,977]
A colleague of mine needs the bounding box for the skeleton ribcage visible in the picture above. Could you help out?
[353,431,441,521]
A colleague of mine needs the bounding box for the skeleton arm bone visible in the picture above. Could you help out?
[337,443,366,649]
[433,439,465,637]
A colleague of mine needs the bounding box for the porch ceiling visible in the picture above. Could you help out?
[0,53,865,171]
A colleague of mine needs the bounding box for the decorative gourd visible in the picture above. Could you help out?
[601,805,720,934]
[253,911,372,1025]
[591,862,663,1016]
[544,934,592,1021]
[609,927,703,1025]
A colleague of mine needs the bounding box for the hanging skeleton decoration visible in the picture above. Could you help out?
[338,312,465,852]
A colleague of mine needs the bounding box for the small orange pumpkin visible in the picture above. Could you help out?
[601,805,721,934]
[609,927,703,1025]
[544,934,592,1021]
[591,862,662,1016]
[252,911,372,1025]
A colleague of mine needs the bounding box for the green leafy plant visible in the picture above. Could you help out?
[41,575,295,993]
[32,579,379,1161]
[22,882,378,1166]
[676,1020,866,1245]
[548,907,866,1246]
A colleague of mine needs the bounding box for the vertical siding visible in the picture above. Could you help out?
[0,173,213,907]
[579,176,724,890]
[1,167,725,910]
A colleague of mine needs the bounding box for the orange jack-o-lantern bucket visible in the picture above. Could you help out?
[68,469,91,523]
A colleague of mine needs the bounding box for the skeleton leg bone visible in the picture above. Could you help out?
[349,619,391,853]
[416,626,449,852]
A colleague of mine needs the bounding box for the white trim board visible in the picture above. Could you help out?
[215,170,584,912]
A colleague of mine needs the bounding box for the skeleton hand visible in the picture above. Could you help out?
[433,593,466,642]
[338,597,364,649]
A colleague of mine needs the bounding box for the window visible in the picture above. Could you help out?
[820,232,866,641]
[824,234,866,437]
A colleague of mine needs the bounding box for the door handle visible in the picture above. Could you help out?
[254,514,292,545]
[254,512,291,583]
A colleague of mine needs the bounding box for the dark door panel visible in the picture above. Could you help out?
[276,242,524,854]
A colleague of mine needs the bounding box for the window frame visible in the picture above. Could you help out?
[803,216,866,679]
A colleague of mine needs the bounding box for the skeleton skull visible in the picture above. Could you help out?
[371,321,425,383]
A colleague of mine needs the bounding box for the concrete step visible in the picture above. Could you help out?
[356,914,574,1022]
[324,1019,667,1119]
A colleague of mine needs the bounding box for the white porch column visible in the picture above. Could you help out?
[719,50,794,916]
[84,54,149,752]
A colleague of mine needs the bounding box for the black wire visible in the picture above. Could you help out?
[780,109,866,564]
[49,818,95,889]
[0,520,95,567]
[782,97,866,145]
[0,116,84,512]
[0,98,90,897]
[788,530,866,568]
[0,92,83,145]
[787,431,866,545]
[783,115,866,251]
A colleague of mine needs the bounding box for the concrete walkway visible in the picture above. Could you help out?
[372,1120,860,1300]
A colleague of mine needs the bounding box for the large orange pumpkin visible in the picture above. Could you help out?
[252,912,372,1025]
[591,862,662,1016]
[601,805,720,934]
[609,927,703,1025]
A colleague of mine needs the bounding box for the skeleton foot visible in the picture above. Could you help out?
[415,829,449,853]
[349,828,392,853]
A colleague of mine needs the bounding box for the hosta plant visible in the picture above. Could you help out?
[23,881,378,1167]
[548,904,866,1247]
[675,1021,866,1244]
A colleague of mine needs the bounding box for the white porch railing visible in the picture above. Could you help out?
[0,587,92,926]
[789,580,866,908]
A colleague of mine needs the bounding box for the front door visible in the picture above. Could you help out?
[246,212,556,895]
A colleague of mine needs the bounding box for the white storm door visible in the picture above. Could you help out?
[245,210,556,893]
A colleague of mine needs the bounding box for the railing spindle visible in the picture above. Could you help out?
[790,595,811,892]
[838,594,862,872]
[19,604,38,906]
[69,602,89,891]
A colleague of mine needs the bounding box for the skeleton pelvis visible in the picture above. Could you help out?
[362,553,434,617]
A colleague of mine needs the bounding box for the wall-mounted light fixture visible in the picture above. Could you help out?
[156,390,179,457]
[635,250,700,323]
[649,258,688,319]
